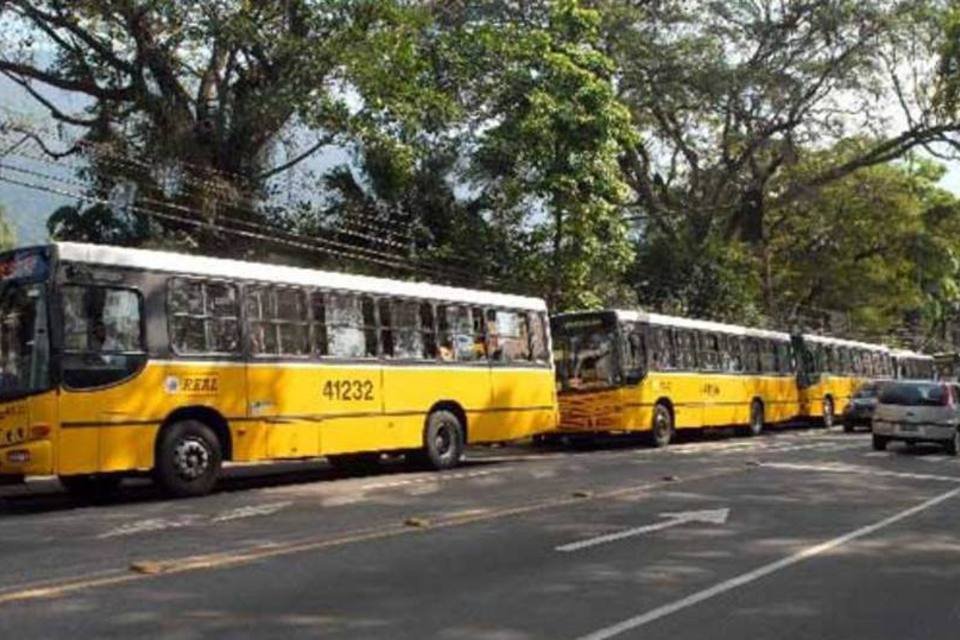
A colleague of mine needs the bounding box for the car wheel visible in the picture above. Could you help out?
[872,434,888,451]
[945,430,960,457]
[154,420,222,498]
[650,402,673,448]
[842,420,854,433]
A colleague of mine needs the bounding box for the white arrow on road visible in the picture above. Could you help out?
[556,508,730,552]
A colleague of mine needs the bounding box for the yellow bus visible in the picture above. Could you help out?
[792,334,894,427]
[891,348,935,380]
[0,243,555,496]
[550,310,799,445]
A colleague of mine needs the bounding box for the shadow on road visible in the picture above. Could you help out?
[0,456,505,517]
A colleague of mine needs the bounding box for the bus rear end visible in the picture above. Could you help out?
[551,311,629,433]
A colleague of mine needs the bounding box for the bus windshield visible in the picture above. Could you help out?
[0,282,50,398]
[552,314,619,390]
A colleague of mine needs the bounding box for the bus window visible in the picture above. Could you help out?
[391,300,423,359]
[438,305,482,361]
[246,287,309,356]
[378,299,394,357]
[62,285,145,389]
[324,292,376,358]
[311,292,328,356]
[168,278,239,354]
[528,312,550,363]
[622,328,646,381]
[487,309,531,363]
[760,340,776,373]
[419,302,437,359]
[702,333,720,371]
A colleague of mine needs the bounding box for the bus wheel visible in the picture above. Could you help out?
[650,403,673,448]
[59,474,121,500]
[822,397,834,429]
[154,420,222,498]
[328,452,382,475]
[416,409,465,470]
[747,400,764,437]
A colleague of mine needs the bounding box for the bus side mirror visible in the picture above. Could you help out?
[624,370,643,385]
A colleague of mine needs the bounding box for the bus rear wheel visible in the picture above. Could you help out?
[649,403,673,448]
[414,409,464,470]
[822,397,834,429]
[747,400,764,437]
[154,420,222,498]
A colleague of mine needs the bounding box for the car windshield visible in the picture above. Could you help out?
[552,315,619,390]
[0,282,50,397]
[878,382,947,407]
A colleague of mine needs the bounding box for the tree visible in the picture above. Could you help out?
[0,1,419,255]
[765,149,960,341]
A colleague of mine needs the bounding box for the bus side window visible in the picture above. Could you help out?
[420,302,437,359]
[168,278,239,354]
[311,291,328,356]
[324,292,374,359]
[487,309,531,363]
[391,299,423,359]
[528,311,550,363]
[377,298,394,358]
[246,287,309,357]
[438,305,479,361]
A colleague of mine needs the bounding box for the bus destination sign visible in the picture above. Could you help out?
[0,248,49,283]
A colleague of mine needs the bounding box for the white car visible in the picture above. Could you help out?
[872,381,960,454]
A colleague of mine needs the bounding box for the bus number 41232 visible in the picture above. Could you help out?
[322,379,374,401]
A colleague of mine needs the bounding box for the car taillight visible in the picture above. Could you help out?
[942,385,955,407]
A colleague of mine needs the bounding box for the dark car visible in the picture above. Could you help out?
[842,382,884,432]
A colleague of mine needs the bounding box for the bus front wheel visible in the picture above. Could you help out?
[415,409,464,470]
[154,420,222,498]
[650,403,673,448]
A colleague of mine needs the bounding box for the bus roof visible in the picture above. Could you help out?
[889,348,934,360]
[553,309,791,341]
[802,333,889,352]
[54,242,547,311]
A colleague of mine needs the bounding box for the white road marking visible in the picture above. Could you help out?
[98,502,292,538]
[556,508,730,552]
[576,486,960,640]
[760,461,960,484]
[211,501,291,522]
[99,515,203,539]
[863,451,890,458]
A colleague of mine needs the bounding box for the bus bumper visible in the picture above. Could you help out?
[0,440,53,476]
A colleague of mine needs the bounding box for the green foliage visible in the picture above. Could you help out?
[766,148,960,339]
[937,6,960,116]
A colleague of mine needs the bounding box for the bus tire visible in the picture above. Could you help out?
[649,402,673,448]
[59,474,121,500]
[747,400,764,437]
[328,452,382,475]
[822,397,834,429]
[415,409,465,470]
[153,420,222,498]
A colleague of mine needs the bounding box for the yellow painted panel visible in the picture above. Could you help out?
[266,422,321,458]
[99,425,159,472]
[57,428,99,474]
[321,414,421,455]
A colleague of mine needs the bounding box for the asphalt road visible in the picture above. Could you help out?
[2,426,960,639]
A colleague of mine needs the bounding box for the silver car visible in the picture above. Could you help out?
[872,381,960,454]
